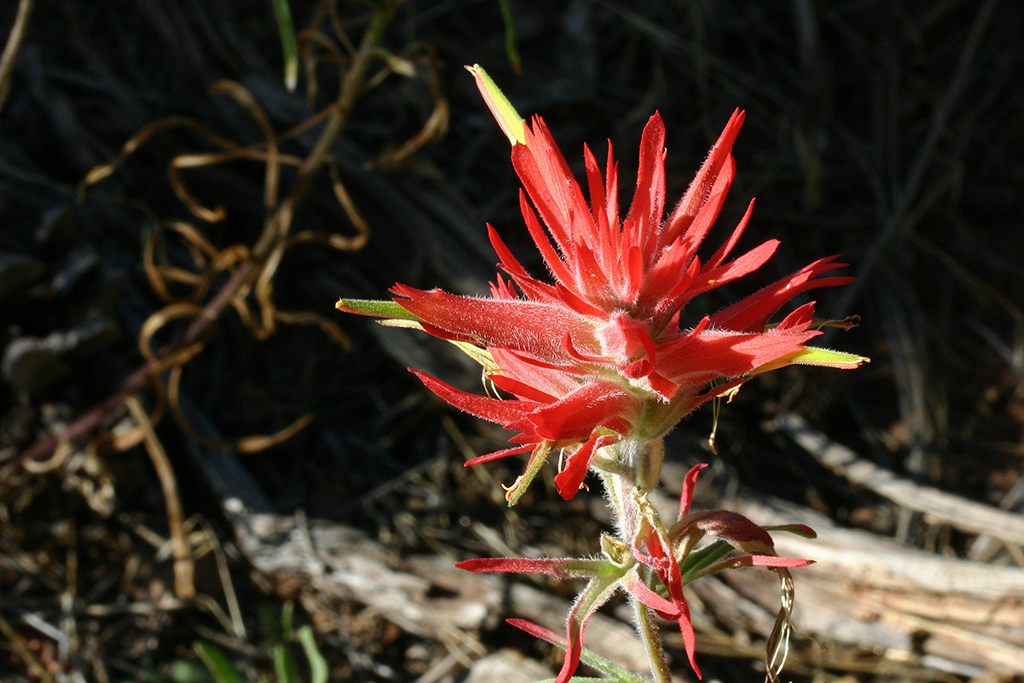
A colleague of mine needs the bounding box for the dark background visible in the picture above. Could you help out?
[1,0,1022,681]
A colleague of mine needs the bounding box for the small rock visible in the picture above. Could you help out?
[2,311,119,394]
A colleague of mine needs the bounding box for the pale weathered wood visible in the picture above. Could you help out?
[774,411,1024,547]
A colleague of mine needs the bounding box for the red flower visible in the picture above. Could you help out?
[338,74,864,502]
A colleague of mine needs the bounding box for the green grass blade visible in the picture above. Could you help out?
[298,625,329,683]
[270,0,299,91]
[193,642,244,683]
[496,0,522,73]
[273,642,297,683]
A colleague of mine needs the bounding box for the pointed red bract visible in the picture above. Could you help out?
[345,107,860,500]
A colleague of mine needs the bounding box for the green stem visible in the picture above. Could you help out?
[632,596,673,683]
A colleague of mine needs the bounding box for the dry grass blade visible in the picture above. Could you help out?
[0,610,55,683]
[366,47,450,170]
[210,80,282,210]
[0,0,33,114]
[77,116,240,200]
[125,396,195,600]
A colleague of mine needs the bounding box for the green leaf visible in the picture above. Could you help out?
[270,0,299,92]
[678,540,734,584]
[193,642,244,683]
[298,625,329,683]
[281,600,295,638]
[506,441,552,506]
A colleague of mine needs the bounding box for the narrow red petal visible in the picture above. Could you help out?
[711,255,852,331]
[705,195,753,270]
[679,463,708,518]
[679,599,702,679]
[688,239,780,299]
[411,370,531,425]
[625,573,682,618]
[487,372,559,403]
[554,434,616,499]
[664,109,745,242]
[487,224,558,302]
[623,113,667,258]
[464,444,533,466]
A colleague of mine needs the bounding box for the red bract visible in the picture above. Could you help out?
[338,74,863,502]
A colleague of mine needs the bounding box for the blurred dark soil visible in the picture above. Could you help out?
[1,0,1023,681]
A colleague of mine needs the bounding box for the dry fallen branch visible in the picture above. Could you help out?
[773,412,1024,549]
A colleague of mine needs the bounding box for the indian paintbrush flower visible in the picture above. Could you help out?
[339,65,863,504]
[338,65,867,682]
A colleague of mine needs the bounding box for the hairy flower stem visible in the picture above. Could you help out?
[600,441,675,681]
[633,596,673,683]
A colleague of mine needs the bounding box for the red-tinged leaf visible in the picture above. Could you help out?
[764,523,817,539]
[463,444,533,466]
[552,573,626,683]
[686,555,814,584]
[455,557,612,579]
[507,618,560,644]
[746,555,814,568]
[686,510,776,553]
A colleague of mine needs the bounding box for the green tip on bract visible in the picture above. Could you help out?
[789,346,869,369]
[335,298,419,320]
[466,64,526,145]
